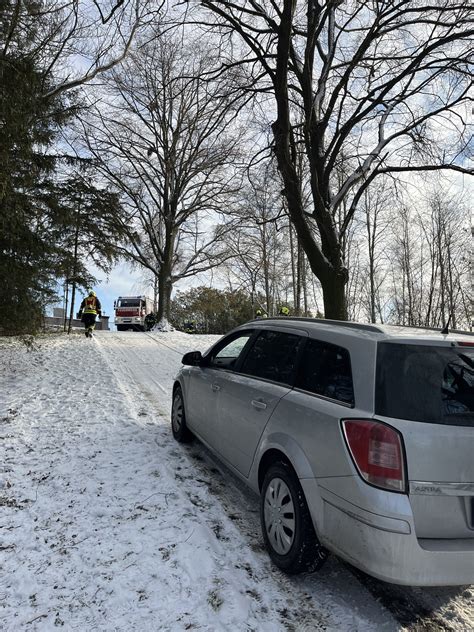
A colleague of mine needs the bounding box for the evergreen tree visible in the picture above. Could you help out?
[0,25,74,333]
[0,1,124,334]
[56,173,124,329]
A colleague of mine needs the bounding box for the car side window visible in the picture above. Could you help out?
[239,330,304,385]
[442,353,474,416]
[296,339,354,405]
[208,332,253,370]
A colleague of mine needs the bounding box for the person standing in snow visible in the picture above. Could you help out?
[78,290,102,338]
[145,312,156,331]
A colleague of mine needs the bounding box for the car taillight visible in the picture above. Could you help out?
[342,419,406,493]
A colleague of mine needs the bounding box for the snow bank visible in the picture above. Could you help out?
[151,319,175,333]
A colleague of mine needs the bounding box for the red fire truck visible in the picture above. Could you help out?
[114,296,154,331]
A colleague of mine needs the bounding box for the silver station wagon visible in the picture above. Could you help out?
[171,318,474,586]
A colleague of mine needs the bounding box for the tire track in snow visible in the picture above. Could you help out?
[96,332,398,632]
[96,334,170,415]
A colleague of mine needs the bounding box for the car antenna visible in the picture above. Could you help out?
[440,314,452,335]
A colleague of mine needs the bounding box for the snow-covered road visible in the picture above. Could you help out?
[1,331,472,631]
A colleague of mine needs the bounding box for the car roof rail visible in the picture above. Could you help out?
[248,317,474,337]
[382,322,474,337]
[247,316,385,334]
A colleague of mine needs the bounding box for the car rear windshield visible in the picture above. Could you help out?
[376,342,474,426]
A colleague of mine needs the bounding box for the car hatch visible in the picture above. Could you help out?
[375,340,474,539]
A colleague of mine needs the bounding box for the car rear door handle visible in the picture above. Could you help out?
[211,383,220,392]
[251,399,267,410]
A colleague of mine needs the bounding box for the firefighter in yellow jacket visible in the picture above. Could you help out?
[78,290,102,338]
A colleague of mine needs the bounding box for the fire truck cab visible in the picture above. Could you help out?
[114,296,153,331]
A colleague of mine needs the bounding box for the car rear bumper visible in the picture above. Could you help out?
[301,478,474,586]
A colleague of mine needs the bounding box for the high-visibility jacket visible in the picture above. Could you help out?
[81,296,101,315]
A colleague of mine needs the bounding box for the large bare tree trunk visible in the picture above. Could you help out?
[157,275,172,323]
[321,276,346,322]
[156,230,175,322]
[270,1,348,319]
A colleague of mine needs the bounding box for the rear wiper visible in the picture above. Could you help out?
[458,353,474,369]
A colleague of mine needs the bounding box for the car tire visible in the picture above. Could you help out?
[171,387,193,443]
[260,461,328,574]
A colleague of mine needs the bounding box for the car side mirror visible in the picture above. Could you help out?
[182,351,203,366]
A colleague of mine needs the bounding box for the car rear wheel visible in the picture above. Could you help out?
[260,462,327,574]
[171,387,192,443]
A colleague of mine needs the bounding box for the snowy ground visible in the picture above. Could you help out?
[1,331,472,631]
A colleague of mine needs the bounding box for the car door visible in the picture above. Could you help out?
[214,328,306,477]
[184,330,255,447]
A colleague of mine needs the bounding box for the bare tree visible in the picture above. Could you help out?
[388,205,418,325]
[183,0,473,319]
[83,32,243,322]
[383,185,470,329]
[419,190,471,329]
[1,0,160,97]
[224,163,298,316]
[361,184,392,323]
